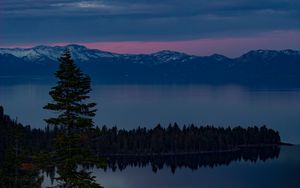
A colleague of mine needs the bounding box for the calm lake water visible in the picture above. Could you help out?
[95,146,300,188]
[0,83,300,144]
[42,146,300,188]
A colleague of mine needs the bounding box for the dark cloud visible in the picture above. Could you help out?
[0,0,300,44]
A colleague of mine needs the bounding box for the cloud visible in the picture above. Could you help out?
[51,1,113,9]
[35,30,299,57]
[2,0,299,18]
[0,0,300,47]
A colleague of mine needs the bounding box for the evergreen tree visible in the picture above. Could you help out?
[44,50,103,188]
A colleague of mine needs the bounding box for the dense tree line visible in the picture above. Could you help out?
[1,107,281,158]
[90,123,281,155]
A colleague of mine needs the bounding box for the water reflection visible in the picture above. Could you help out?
[41,146,282,187]
[102,147,280,173]
[92,146,300,188]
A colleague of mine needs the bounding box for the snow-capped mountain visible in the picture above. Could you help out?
[0,45,300,86]
[0,45,199,64]
[238,49,300,63]
[0,44,119,63]
[1,44,299,65]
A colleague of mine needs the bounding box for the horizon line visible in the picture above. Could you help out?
[0,43,299,58]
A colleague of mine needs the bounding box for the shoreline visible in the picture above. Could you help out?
[98,143,292,157]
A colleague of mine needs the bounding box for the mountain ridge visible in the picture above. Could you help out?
[1,44,299,62]
[1,45,300,86]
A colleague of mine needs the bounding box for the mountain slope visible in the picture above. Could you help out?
[0,45,300,86]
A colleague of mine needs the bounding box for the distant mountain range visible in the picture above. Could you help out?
[1,44,300,86]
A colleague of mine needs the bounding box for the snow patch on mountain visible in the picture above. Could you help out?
[151,50,195,63]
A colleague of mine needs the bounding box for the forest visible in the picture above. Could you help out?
[90,123,281,155]
[0,106,281,157]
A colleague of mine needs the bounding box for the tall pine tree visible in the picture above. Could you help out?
[44,50,103,188]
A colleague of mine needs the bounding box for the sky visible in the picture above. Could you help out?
[0,0,300,57]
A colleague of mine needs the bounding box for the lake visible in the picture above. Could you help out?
[42,146,300,188]
[0,83,300,144]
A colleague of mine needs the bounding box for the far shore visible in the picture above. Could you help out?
[98,142,293,157]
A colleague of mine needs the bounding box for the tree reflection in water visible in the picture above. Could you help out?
[96,146,280,174]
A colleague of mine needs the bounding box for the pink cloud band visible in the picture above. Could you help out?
[2,30,300,57]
